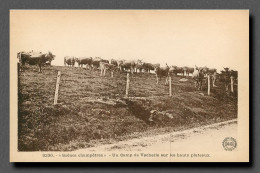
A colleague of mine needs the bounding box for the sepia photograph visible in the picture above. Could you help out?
[10,10,249,162]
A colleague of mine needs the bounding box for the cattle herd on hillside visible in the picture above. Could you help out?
[17,51,238,93]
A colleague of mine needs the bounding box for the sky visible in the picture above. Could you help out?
[10,10,249,72]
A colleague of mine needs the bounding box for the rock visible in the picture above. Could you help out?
[150,110,157,114]
[165,113,173,119]
[179,78,188,82]
[24,101,31,105]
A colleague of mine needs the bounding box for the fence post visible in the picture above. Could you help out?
[208,75,210,96]
[125,72,130,97]
[230,76,234,93]
[54,71,61,105]
[169,76,172,96]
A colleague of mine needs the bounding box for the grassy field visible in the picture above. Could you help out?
[18,65,237,151]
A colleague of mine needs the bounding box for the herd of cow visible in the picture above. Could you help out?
[64,56,238,92]
[17,51,238,92]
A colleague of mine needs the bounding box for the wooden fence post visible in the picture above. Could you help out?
[230,76,234,93]
[54,71,61,105]
[208,75,210,96]
[169,76,172,96]
[125,72,130,97]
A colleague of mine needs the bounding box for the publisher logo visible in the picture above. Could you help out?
[222,137,237,151]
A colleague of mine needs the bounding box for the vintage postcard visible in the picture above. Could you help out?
[10,10,249,162]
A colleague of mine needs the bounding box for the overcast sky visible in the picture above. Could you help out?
[10,10,248,72]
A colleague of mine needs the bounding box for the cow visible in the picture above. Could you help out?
[142,63,159,73]
[142,63,154,73]
[135,59,144,73]
[192,66,205,90]
[64,56,76,67]
[172,66,184,76]
[230,70,238,80]
[118,60,136,74]
[211,71,218,87]
[99,62,118,77]
[221,67,231,92]
[92,57,109,69]
[201,67,217,75]
[182,66,194,76]
[17,51,55,72]
[220,68,238,92]
[75,57,93,69]
[230,70,238,90]
[152,63,160,69]
[154,64,173,85]
[44,61,51,66]
[197,66,217,86]
[110,59,118,67]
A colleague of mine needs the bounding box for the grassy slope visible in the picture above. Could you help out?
[18,65,237,151]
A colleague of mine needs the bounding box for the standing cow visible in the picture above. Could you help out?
[100,62,118,77]
[135,59,144,73]
[192,66,205,90]
[110,59,118,67]
[211,71,218,87]
[172,66,184,76]
[197,66,217,87]
[143,63,154,73]
[182,66,194,76]
[118,60,136,74]
[221,67,231,92]
[17,51,55,72]
[230,70,238,80]
[202,67,217,75]
[154,65,173,85]
[92,57,109,69]
[64,56,76,67]
[75,57,93,69]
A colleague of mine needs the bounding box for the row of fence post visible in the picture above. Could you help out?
[53,71,235,104]
[125,72,234,98]
[125,72,172,98]
[207,74,234,96]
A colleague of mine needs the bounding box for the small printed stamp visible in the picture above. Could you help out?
[222,137,237,151]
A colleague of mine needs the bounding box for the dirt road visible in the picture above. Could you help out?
[78,119,237,153]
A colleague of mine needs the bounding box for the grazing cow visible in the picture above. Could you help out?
[154,65,173,85]
[192,66,205,90]
[118,60,136,74]
[75,57,93,68]
[17,51,55,72]
[182,66,194,76]
[99,62,118,77]
[64,56,76,67]
[92,57,109,69]
[172,66,184,76]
